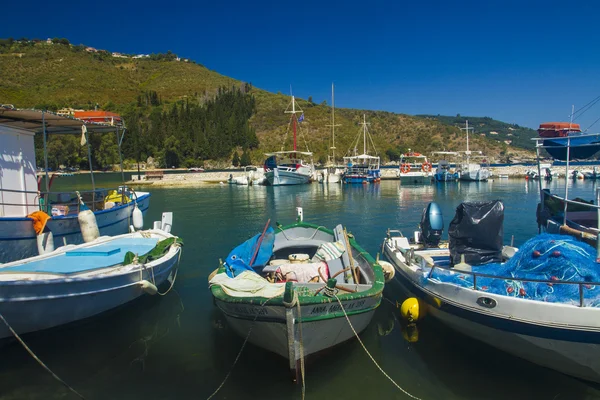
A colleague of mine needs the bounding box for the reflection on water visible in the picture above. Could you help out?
[3,179,600,399]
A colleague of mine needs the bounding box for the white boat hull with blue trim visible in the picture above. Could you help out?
[382,235,600,383]
[265,169,311,186]
[0,227,181,340]
[0,192,150,264]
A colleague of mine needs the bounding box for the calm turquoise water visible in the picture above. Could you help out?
[2,177,600,400]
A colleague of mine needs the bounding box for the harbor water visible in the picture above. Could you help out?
[2,175,600,399]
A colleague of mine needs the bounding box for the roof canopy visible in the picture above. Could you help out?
[0,106,121,135]
[343,154,379,160]
[264,151,313,156]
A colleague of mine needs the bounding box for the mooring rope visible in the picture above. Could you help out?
[0,312,86,399]
[333,294,422,400]
[295,293,306,400]
[206,297,272,400]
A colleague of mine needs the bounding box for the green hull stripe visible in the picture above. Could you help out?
[210,221,386,305]
[217,302,381,324]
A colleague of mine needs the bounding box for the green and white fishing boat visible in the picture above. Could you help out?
[208,209,385,380]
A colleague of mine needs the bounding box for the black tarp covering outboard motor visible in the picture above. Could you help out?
[449,201,504,267]
[419,202,443,247]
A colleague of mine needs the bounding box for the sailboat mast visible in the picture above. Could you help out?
[363,114,367,155]
[332,83,335,162]
[292,96,297,152]
[466,119,470,153]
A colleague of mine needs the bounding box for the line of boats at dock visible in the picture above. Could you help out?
[211,128,600,388]
[4,104,600,395]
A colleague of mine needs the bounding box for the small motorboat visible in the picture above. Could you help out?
[0,213,182,340]
[209,208,385,380]
[383,200,600,384]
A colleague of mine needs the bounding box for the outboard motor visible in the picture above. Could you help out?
[419,202,443,247]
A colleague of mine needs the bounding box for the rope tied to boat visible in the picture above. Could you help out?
[333,294,423,400]
[206,297,273,400]
[0,312,86,399]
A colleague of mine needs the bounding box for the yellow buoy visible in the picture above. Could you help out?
[400,297,425,322]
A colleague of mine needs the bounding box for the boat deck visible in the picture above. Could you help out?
[0,237,159,274]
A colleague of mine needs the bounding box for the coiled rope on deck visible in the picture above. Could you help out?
[0,312,86,400]
[333,294,422,400]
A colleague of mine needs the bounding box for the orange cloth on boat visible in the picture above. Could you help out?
[27,211,51,235]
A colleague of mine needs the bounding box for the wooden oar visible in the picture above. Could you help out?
[249,219,271,267]
[344,227,360,284]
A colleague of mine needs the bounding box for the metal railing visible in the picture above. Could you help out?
[1,186,136,215]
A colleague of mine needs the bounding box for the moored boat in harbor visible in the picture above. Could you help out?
[0,106,150,264]
[398,151,433,184]
[342,115,381,184]
[0,214,182,340]
[209,209,384,380]
[263,96,314,186]
[383,199,600,384]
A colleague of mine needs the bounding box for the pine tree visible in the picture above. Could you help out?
[240,150,251,166]
[232,151,240,167]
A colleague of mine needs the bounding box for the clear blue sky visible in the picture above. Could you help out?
[3,0,600,129]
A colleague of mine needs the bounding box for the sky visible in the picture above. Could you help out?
[2,0,600,129]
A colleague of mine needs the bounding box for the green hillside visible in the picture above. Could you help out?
[418,115,538,150]
[0,38,534,167]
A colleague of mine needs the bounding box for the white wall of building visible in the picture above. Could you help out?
[0,125,38,217]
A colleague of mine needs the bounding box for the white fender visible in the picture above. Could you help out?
[78,209,99,242]
[139,280,158,295]
[132,204,144,230]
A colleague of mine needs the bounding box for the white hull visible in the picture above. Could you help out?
[326,172,342,183]
[216,298,377,361]
[431,307,600,383]
[383,237,600,383]
[265,169,311,186]
[399,173,431,184]
[0,230,180,339]
[459,168,490,181]
[0,194,151,264]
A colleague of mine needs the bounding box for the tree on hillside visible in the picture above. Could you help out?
[240,150,251,166]
[232,151,240,167]
[163,135,181,168]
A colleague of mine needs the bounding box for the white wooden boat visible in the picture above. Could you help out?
[397,151,432,184]
[263,96,314,186]
[322,83,343,184]
[458,120,490,181]
[342,115,381,184]
[0,216,182,340]
[209,209,384,380]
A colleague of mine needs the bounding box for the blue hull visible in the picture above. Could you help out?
[0,194,151,264]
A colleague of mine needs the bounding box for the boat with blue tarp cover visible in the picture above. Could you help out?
[383,200,600,384]
[208,208,385,381]
[0,220,182,340]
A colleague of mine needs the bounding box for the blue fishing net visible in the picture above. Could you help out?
[428,233,600,306]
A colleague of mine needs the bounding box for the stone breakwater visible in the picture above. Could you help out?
[126,165,598,187]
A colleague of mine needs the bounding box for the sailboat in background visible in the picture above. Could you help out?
[323,83,343,183]
[342,115,381,184]
[263,95,314,186]
[458,120,490,182]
